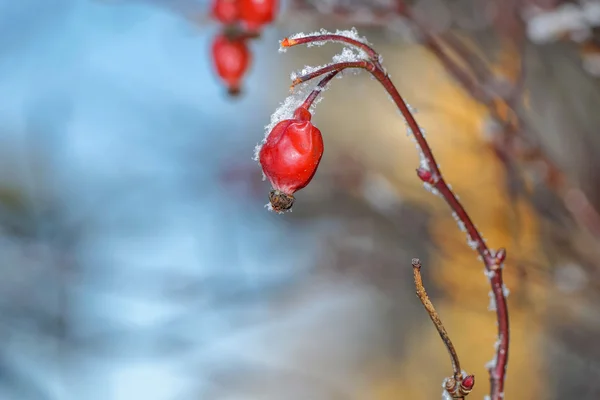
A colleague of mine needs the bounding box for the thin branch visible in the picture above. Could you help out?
[412,258,475,399]
[281,35,377,59]
[300,70,340,109]
[291,61,371,90]
[412,259,462,379]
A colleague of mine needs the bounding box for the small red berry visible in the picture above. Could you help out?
[461,375,475,391]
[211,34,251,95]
[239,0,278,32]
[210,0,240,25]
[259,107,324,212]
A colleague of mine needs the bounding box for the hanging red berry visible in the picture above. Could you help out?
[210,0,240,25]
[259,107,324,212]
[211,34,251,96]
[239,0,278,32]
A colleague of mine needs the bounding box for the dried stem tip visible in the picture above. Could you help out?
[280,37,295,47]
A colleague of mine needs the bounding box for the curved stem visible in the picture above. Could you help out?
[281,34,510,400]
[292,61,370,89]
[300,71,340,110]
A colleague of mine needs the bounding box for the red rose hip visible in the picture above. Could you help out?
[239,0,278,32]
[211,34,251,95]
[211,0,240,24]
[259,107,324,212]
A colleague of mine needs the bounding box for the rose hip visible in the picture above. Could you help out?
[211,34,251,96]
[259,107,324,212]
[239,0,278,32]
[210,0,240,25]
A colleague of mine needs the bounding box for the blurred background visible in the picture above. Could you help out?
[1,0,600,399]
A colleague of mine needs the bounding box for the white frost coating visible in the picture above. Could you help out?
[423,182,439,196]
[452,211,467,232]
[402,105,430,173]
[332,46,364,64]
[467,235,479,250]
[502,284,510,297]
[407,103,418,114]
[484,268,496,280]
[485,356,497,371]
[484,396,491,400]
[289,47,366,82]
[494,338,501,350]
[488,290,496,311]
[413,142,429,171]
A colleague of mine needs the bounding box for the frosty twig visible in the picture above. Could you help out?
[274,29,511,400]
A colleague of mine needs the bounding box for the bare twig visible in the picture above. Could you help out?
[412,258,474,399]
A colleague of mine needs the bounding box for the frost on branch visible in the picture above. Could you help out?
[290,47,367,83]
[279,27,372,57]
[488,290,496,311]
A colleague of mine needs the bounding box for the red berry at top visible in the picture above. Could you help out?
[239,0,278,32]
[211,34,251,95]
[211,0,240,25]
[259,107,324,212]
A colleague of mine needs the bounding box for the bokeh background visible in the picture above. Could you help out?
[1,0,600,399]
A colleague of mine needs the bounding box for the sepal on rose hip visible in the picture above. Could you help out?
[259,107,323,213]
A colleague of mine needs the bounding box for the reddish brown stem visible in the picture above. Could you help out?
[282,35,377,59]
[292,61,370,89]
[282,33,509,400]
[300,71,340,110]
